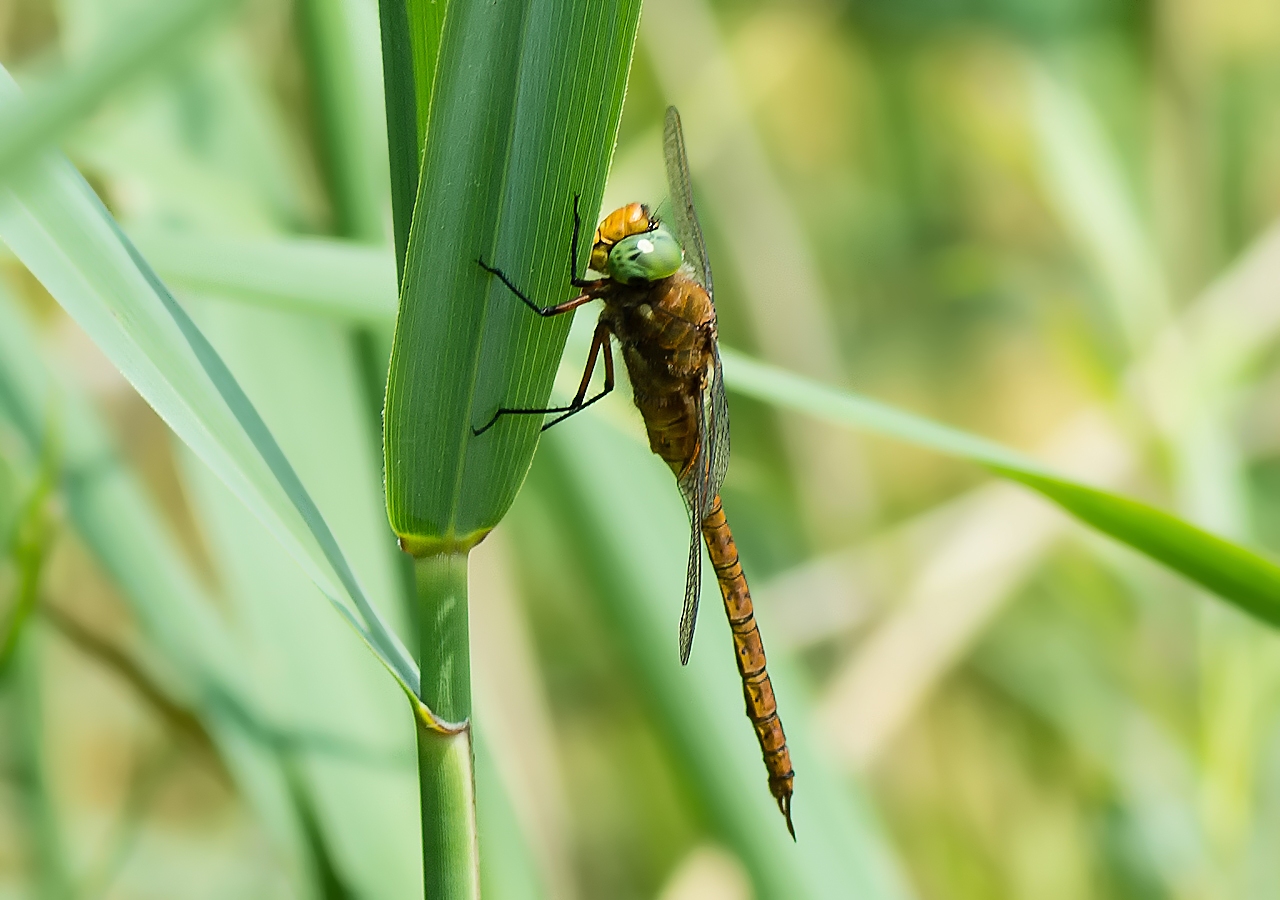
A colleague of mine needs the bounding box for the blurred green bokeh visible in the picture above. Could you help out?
[5,0,1280,898]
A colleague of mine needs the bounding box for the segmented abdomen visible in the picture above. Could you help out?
[701,494,795,836]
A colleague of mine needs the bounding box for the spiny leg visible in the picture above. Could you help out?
[472,320,614,435]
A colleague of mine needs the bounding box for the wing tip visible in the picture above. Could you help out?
[678,623,693,665]
[663,107,686,161]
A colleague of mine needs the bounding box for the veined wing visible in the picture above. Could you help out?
[663,106,714,299]
[666,107,728,665]
[676,379,708,665]
[705,348,730,501]
[677,483,703,664]
[676,347,731,665]
[665,104,726,506]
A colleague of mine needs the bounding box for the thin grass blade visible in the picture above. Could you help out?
[722,349,1280,627]
[0,66,417,697]
[0,287,335,889]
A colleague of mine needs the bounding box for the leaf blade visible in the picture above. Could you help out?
[384,0,643,552]
[722,349,1280,626]
[0,65,418,697]
[995,467,1280,625]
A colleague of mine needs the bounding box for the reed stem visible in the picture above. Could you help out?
[413,552,478,899]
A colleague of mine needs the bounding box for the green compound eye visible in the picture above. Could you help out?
[606,227,683,284]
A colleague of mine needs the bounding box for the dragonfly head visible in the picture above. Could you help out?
[590,202,657,273]
[604,226,684,285]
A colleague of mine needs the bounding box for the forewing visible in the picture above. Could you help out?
[665,107,726,665]
[663,107,714,299]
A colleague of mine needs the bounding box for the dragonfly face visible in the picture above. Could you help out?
[589,201,657,273]
[602,226,684,285]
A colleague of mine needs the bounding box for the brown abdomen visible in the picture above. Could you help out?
[701,495,795,836]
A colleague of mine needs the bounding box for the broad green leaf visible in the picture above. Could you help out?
[383,0,643,555]
[0,65,418,698]
[0,0,235,180]
[379,8,644,895]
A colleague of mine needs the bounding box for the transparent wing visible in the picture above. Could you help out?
[677,380,707,665]
[676,348,730,665]
[704,348,730,502]
[666,106,726,665]
[677,494,702,665]
[663,106,714,299]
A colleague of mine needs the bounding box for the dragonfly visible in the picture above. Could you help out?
[476,106,795,837]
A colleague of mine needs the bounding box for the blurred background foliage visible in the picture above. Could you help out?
[3,0,1280,898]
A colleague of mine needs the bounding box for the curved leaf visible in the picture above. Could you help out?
[0,66,418,698]
[382,0,643,555]
[722,349,1280,626]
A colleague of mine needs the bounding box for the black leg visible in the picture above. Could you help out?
[478,195,597,314]
[473,322,614,435]
[477,258,595,318]
[569,194,594,288]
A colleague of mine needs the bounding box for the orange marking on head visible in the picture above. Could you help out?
[590,202,656,273]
